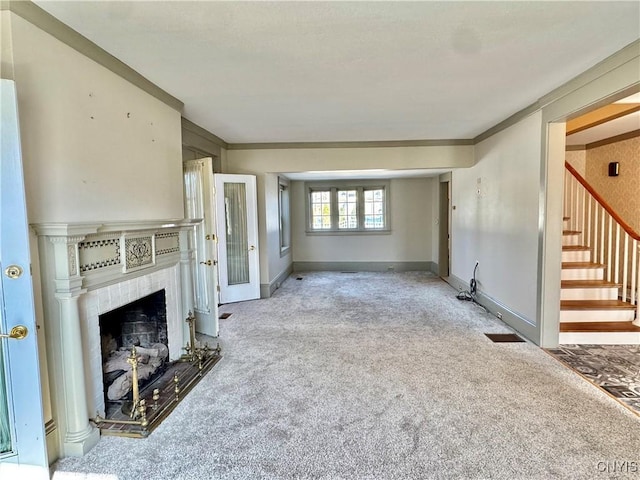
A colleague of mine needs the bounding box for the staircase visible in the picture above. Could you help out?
[559,163,640,344]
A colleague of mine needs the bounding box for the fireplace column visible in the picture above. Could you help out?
[50,236,100,456]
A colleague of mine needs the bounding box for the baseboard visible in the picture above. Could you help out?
[446,274,539,345]
[292,261,435,273]
[260,264,293,299]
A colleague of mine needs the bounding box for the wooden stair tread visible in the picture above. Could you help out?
[563,230,581,235]
[561,262,605,269]
[561,280,621,288]
[562,245,590,251]
[560,321,640,333]
[560,299,636,310]
[563,217,570,221]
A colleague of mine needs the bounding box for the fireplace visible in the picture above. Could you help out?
[33,220,200,456]
[99,290,169,416]
[80,264,186,419]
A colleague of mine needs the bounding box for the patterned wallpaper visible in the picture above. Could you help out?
[584,136,640,233]
[565,150,586,177]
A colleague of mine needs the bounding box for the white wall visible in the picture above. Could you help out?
[291,177,435,265]
[226,144,473,173]
[8,13,184,224]
[451,111,542,323]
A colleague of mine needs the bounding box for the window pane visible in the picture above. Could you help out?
[311,190,331,230]
[279,182,290,251]
[338,189,357,229]
[364,188,385,229]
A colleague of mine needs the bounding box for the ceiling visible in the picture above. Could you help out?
[565,93,640,146]
[565,110,640,146]
[33,1,640,145]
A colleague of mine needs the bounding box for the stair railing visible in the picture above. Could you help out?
[564,162,640,325]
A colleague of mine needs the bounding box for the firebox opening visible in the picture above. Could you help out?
[98,289,169,416]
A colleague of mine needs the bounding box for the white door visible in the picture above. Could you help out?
[184,159,219,337]
[215,174,260,303]
[0,80,48,478]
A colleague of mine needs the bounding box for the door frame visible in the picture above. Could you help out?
[438,173,452,279]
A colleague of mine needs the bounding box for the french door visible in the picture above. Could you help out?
[183,158,219,337]
[214,174,260,304]
[0,80,48,478]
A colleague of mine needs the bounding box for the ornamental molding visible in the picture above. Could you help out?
[123,235,155,272]
[33,219,200,282]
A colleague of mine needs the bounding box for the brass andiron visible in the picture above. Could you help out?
[124,346,142,420]
[183,311,197,361]
[182,311,222,363]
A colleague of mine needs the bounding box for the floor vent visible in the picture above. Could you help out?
[484,333,525,343]
[219,313,232,319]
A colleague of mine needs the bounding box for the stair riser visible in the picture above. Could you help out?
[559,331,640,345]
[562,250,591,262]
[560,309,636,322]
[561,268,605,281]
[560,288,619,301]
[562,235,582,246]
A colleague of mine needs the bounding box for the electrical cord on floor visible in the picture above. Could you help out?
[455,263,488,313]
[456,262,479,302]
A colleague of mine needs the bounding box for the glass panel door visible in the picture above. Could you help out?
[183,158,219,337]
[214,174,260,304]
[224,183,250,285]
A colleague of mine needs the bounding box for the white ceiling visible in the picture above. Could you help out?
[34,1,640,144]
[565,110,640,146]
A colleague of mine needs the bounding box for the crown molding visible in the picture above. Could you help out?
[585,128,640,150]
[182,118,229,150]
[2,0,183,112]
[227,139,474,150]
[565,144,586,152]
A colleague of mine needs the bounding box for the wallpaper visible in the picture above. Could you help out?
[565,150,586,177]
[584,136,640,234]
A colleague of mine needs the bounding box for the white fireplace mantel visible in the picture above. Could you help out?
[33,219,201,457]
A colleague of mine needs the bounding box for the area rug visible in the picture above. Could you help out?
[546,344,640,416]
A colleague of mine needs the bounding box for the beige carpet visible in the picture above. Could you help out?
[53,272,640,480]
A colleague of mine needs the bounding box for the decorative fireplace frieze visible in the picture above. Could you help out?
[32,219,200,458]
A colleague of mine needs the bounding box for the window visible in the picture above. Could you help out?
[338,189,357,229]
[278,177,291,255]
[310,189,332,230]
[306,181,389,234]
[364,188,385,229]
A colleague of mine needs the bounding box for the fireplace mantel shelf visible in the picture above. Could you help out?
[32,218,203,237]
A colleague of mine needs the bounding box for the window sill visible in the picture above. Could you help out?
[305,229,391,236]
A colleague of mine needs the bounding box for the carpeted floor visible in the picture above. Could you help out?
[52,272,640,480]
[546,344,640,416]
